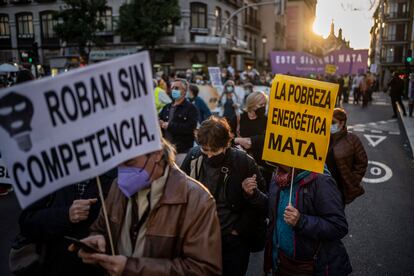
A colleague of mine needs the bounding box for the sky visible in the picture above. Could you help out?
[313,0,377,49]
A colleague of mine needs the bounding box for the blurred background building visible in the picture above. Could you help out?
[369,0,414,88]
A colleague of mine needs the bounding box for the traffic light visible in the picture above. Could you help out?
[406,49,412,63]
[28,52,33,64]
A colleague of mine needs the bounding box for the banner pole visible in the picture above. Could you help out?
[288,168,295,206]
[96,176,115,256]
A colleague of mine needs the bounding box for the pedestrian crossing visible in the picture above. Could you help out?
[348,119,400,135]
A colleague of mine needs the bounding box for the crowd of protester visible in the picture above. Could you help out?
[5,64,401,276]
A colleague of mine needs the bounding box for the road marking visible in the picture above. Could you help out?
[364,134,387,147]
[389,131,400,135]
[353,128,365,132]
[370,130,383,134]
[363,161,393,183]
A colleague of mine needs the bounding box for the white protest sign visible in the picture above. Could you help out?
[0,151,13,185]
[208,67,223,88]
[0,51,161,208]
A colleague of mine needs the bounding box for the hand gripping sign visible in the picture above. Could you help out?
[262,75,338,174]
[0,51,161,209]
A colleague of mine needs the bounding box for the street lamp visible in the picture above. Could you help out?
[262,35,267,69]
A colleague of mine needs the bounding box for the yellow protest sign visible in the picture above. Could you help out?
[262,75,338,173]
[325,64,337,75]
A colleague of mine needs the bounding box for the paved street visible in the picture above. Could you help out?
[246,92,414,275]
[1,93,414,276]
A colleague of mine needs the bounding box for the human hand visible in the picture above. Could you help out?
[92,254,127,276]
[284,205,301,227]
[235,138,252,149]
[68,235,106,264]
[242,174,257,196]
[159,120,169,129]
[69,198,97,223]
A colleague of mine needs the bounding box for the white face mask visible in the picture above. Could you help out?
[330,123,340,134]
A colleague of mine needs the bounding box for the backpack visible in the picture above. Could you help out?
[189,148,268,252]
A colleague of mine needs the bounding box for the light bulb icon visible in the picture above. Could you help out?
[0,92,34,152]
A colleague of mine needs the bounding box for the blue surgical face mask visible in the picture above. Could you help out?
[117,156,154,197]
[171,89,182,100]
[330,123,340,134]
[226,86,234,93]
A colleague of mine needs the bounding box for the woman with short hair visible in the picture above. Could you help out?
[327,108,368,204]
[231,91,272,185]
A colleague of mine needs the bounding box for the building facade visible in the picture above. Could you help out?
[370,0,414,87]
[285,0,317,52]
[0,0,287,74]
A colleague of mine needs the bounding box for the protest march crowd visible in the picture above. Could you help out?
[0,53,376,276]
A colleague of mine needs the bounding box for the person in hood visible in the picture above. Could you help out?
[159,78,198,166]
[263,163,352,275]
[72,138,222,276]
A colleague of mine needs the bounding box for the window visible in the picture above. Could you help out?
[232,16,238,37]
[384,24,396,40]
[163,20,174,35]
[225,11,230,34]
[16,13,33,38]
[40,12,57,39]
[385,46,394,62]
[190,2,207,29]
[396,23,406,40]
[0,14,10,37]
[215,7,221,33]
[97,8,112,32]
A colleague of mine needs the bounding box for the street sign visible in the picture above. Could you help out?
[325,64,337,75]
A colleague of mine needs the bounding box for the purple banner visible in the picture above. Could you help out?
[270,49,368,76]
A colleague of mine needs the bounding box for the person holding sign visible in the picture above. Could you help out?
[263,163,352,275]
[74,138,222,276]
[181,116,268,276]
[159,79,198,166]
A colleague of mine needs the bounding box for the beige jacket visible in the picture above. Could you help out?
[90,166,222,275]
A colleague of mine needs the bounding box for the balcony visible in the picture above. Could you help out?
[41,36,59,48]
[384,12,410,21]
[17,34,34,48]
[0,37,11,49]
[226,0,243,9]
[244,17,261,31]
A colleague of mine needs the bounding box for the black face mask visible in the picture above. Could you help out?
[255,106,266,117]
[203,152,226,168]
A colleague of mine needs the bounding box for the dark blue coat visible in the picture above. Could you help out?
[159,99,198,153]
[191,96,211,123]
[264,172,352,275]
[18,170,115,276]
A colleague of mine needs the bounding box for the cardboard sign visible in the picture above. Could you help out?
[262,75,338,173]
[0,151,13,185]
[0,51,161,208]
[325,64,337,75]
[208,67,223,88]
